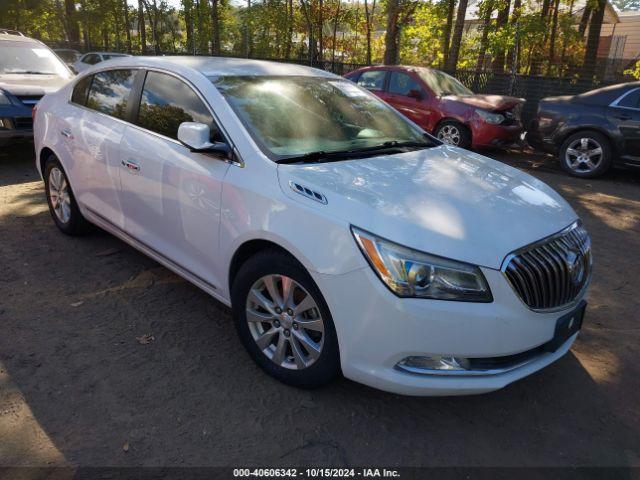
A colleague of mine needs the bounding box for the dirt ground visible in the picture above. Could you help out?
[1,143,639,470]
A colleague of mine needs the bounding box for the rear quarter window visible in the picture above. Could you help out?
[86,69,136,120]
[71,76,92,106]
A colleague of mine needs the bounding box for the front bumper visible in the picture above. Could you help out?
[471,122,523,149]
[314,266,585,396]
[0,105,34,146]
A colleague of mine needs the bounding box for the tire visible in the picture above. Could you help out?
[435,121,472,149]
[44,154,91,235]
[231,249,341,388]
[559,131,612,178]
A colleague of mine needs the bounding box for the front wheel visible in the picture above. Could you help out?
[231,250,340,388]
[435,121,471,149]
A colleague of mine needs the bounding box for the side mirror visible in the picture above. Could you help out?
[408,89,423,100]
[177,122,231,158]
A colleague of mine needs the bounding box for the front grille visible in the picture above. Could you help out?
[13,117,33,130]
[504,222,591,310]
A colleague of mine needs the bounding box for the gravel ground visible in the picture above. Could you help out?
[0,144,639,469]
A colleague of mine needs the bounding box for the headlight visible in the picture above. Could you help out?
[0,90,12,106]
[475,108,504,125]
[351,227,492,302]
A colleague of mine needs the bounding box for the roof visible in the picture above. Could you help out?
[83,52,130,56]
[0,33,42,44]
[106,56,336,78]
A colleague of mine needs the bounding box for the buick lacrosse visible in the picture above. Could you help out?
[34,57,592,395]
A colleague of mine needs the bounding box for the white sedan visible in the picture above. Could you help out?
[72,51,130,73]
[33,57,592,395]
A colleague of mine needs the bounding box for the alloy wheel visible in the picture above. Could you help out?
[565,137,603,173]
[48,167,72,224]
[437,125,461,145]
[245,274,324,370]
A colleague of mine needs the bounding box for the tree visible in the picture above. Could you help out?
[446,0,468,72]
[211,0,221,54]
[442,0,456,68]
[583,0,606,78]
[384,0,418,65]
[138,0,146,53]
[491,0,510,72]
[64,0,80,42]
[474,0,494,73]
[363,0,377,65]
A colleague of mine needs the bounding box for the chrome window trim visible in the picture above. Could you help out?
[500,220,593,313]
[609,87,640,111]
[67,65,244,167]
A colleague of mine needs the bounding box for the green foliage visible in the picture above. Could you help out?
[625,60,640,79]
[0,0,624,76]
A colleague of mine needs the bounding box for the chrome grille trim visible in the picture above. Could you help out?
[502,222,592,311]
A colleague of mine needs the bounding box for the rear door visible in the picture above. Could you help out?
[384,70,431,131]
[118,69,230,289]
[609,87,640,163]
[63,69,138,228]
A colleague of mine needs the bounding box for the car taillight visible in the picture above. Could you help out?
[32,104,38,121]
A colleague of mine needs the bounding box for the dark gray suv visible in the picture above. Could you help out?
[0,29,73,147]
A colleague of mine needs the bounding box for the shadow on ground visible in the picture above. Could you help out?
[0,146,638,468]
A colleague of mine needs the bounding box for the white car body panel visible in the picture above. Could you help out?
[34,56,590,396]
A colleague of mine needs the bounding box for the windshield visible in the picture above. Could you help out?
[0,42,71,76]
[416,68,473,96]
[56,50,80,63]
[213,75,429,160]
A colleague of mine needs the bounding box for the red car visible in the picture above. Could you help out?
[344,65,524,150]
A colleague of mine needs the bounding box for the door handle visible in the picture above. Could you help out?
[613,113,632,120]
[60,129,73,139]
[121,159,140,172]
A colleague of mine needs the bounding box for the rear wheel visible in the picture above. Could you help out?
[231,250,340,388]
[435,121,471,149]
[559,131,612,178]
[44,155,90,235]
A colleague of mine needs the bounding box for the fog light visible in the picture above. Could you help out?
[397,355,470,374]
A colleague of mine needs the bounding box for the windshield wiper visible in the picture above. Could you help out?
[277,140,434,164]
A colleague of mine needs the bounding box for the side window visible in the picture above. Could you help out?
[618,88,640,109]
[71,76,92,106]
[86,69,136,120]
[388,72,423,97]
[136,71,219,141]
[357,70,386,91]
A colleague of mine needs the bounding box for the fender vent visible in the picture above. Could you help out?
[289,181,327,204]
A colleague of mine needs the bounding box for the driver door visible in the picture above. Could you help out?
[384,71,432,131]
[119,70,230,290]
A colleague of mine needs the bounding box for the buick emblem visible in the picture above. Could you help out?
[566,249,585,286]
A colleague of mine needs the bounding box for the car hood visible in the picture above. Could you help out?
[277,146,577,269]
[444,94,524,111]
[0,74,70,96]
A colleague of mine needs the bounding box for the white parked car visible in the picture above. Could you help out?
[33,57,592,396]
[72,51,130,73]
